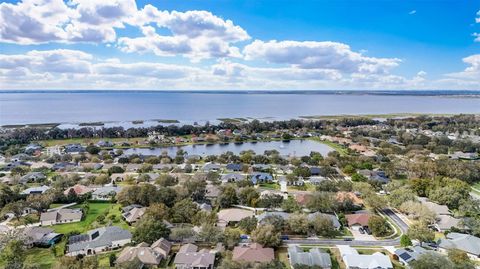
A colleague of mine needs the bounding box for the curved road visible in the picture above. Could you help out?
[284,208,409,247]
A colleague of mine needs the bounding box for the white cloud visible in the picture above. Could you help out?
[0,49,207,89]
[477,10,480,23]
[474,33,480,43]
[119,7,249,61]
[409,10,417,15]
[243,40,401,74]
[0,0,137,44]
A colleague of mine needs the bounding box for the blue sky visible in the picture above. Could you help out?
[0,0,479,90]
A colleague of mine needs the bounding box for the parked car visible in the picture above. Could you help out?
[343,237,353,241]
[363,227,371,235]
[280,235,289,240]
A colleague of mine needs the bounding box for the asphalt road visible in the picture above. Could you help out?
[284,208,410,247]
[381,208,409,234]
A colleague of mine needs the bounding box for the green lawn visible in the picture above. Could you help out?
[309,137,348,155]
[51,203,129,234]
[259,182,280,190]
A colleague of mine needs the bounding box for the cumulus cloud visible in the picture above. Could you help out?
[477,10,480,23]
[0,49,207,89]
[119,6,249,61]
[243,40,401,74]
[0,0,138,44]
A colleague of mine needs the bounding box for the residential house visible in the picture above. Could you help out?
[21,185,51,195]
[217,208,255,229]
[338,245,393,269]
[66,226,132,256]
[394,246,433,266]
[122,206,146,224]
[64,144,85,154]
[288,245,332,269]
[250,172,273,184]
[20,172,46,184]
[252,164,271,172]
[23,227,63,247]
[438,232,480,260]
[63,184,94,196]
[116,238,172,267]
[345,213,371,230]
[358,169,390,184]
[52,162,77,171]
[418,197,464,231]
[336,192,364,207]
[40,208,83,226]
[308,176,327,185]
[91,186,122,200]
[97,141,114,147]
[256,212,291,224]
[449,151,479,160]
[203,163,221,172]
[25,144,42,155]
[221,173,245,184]
[309,167,322,176]
[173,243,215,269]
[232,243,274,263]
[226,163,243,172]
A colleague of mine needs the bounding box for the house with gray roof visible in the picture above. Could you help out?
[173,243,215,269]
[66,226,132,256]
[394,246,433,266]
[256,212,291,224]
[92,186,122,200]
[21,185,51,195]
[20,172,46,184]
[221,173,245,183]
[40,208,83,226]
[203,163,222,172]
[288,245,332,269]
[438,232,480,260]
[23,227,62,248]
[250,172,273,184]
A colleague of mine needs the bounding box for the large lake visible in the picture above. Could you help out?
[123,139,334,157]
[1,91,480,126]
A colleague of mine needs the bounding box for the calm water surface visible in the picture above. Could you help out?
[123,140,333,157]
[1,92,480,125]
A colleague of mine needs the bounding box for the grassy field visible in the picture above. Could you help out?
[51,202,129,234]
[259,182,280,190]
[308,137,348,156]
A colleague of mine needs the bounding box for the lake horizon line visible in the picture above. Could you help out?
[1,89,480,97]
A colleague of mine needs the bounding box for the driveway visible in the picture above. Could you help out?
[350,228,376,241]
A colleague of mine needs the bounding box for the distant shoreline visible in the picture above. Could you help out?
[1,89,480,97]
[2,113,479,130]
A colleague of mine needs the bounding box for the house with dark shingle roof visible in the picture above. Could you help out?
[249,172,273,184]
[66,226,132,256]
[20,172,46,184]
[226,163,243,171]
